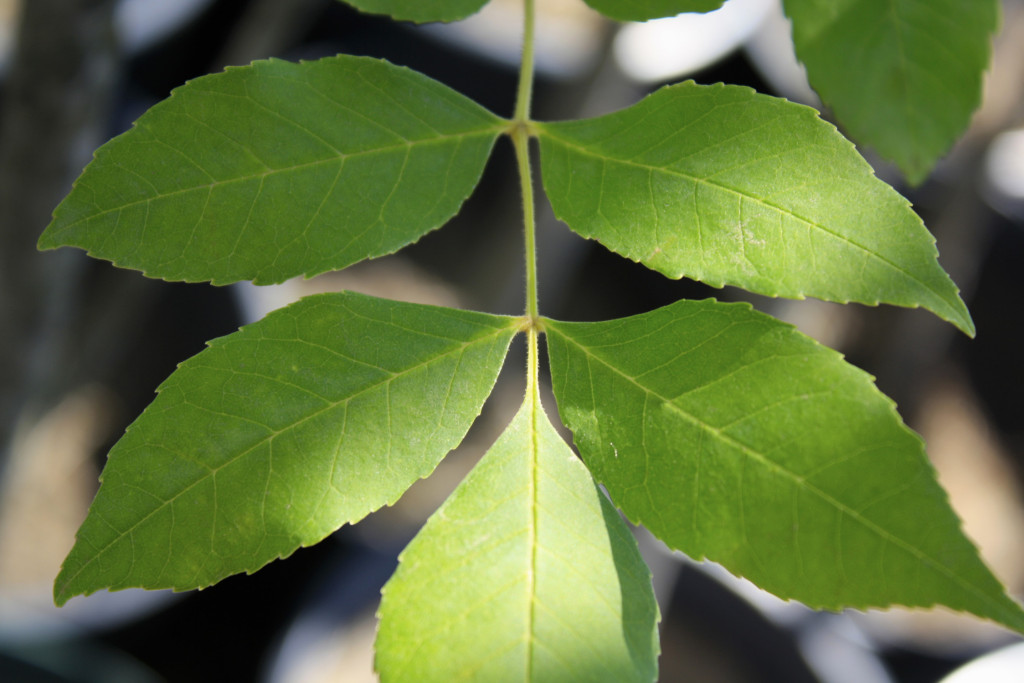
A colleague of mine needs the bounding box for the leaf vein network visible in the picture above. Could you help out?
[553,330,998,609]
[551,136,950,305]
[57,328,511,586]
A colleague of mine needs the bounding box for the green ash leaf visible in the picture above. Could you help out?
[582,0,725,22]
[39,55,505,285]
[376,385,660,681]
[537,81,974,336]
[340,0,490,23]
[54,292,518,605]
[545,299,1024,634]
[784,0,999,183]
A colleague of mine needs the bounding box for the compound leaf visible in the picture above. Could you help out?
[39,55,505,285]
[339,0,490,23]
[537,82,973,336]
[376,383,660,682]
[785,0,999,184]
[582,0,724,22]
[54,292,518,605]
[545,299,1024,634]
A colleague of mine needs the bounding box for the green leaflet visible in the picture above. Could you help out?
[537,82,974,336]
[784,0,999,184]
[544,299,1024,634]
[39,55,505,285]
[340,0,490,23]
[54,292,517,605]
[376,383,660,682]
[582,0,724,22]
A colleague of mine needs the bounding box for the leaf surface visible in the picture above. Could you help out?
[583,0,724,22]
[784,0,999,183]
[39,56,505,285]
[545,299,1024,634]
[54,292,517,605]
[537,82,973,335]
[340,0,489,23]
[375,385,660,681]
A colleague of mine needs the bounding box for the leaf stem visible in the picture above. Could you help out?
[513,0,535,126]
[514,0,539,325]
[518,7,540,670]
[514,130,539,323]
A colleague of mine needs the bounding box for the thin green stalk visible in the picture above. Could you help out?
[513,0,539,325]
[515,130,538,323]
[517,6,541,673]
[513,0,535,125]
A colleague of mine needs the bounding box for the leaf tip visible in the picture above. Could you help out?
[52,586,70,607]
[37,226,58,252]
[943,297,976,338]
[957,316,977,339]
[901,164,932,189]
[52,569,82,608]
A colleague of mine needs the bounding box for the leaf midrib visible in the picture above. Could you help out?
[48,125,505,237]
[525,392,541,679]
[546,323,1009,617]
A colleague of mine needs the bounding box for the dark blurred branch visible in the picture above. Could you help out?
[0,0,118,481]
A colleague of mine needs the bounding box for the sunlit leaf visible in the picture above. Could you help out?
[39,55,505,285]
[538,82,974,336]
[545,299,1024,634]
[784,0,999,183]
[583,0,724,22]
[376,384,660,681]
[54,293,518,605]
[340,0,490,23]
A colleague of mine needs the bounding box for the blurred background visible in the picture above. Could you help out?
[1,0,1023,680]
